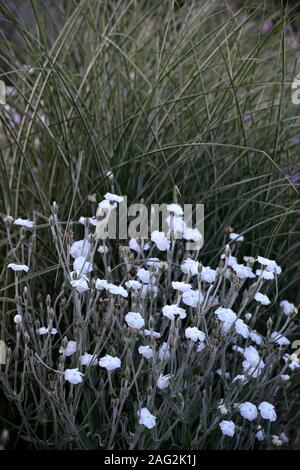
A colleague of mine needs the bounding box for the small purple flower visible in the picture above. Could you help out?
[290,136,300,145]
[242,113,252,122]
[262,20,273,34]
[283,170,300,184]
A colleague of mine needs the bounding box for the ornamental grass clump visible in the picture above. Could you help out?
[0,200,299,450]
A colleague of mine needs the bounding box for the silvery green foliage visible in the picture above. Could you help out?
[1,203,299,450]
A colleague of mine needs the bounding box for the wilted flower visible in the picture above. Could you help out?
[239,402,258,421]
[14,218,34,228]
[249,330,263,345]
[219,420,235,437]
[7,263,29,273]
[70,239,90,259]
[80,353,98,366]
[79,216,97,226]
[64,368,84,385]
[107,283,128,298]
[95,278,110,291]
[138,345,153,359]
[157,374,171,390]
[162,305,187,321]
[99,355,121,371]
[151,230,170,251]
[254,292,271,306]
[221,254,238,268]
[59,340,77,357]
[185,326,205,342]
[272,435,283,447]
[258,402,277,422]
[138,407,156,429]
[125,312,145,329]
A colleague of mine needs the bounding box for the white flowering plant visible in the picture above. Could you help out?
[0,200,299,450]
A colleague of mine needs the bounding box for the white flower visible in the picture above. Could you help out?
[166,215,186,233]
[258,402,277,422]
[280,374,290,381]
[215,307,237,333]
[158,342,170,361]
[249,330,263,345]
[256,256,281,275]
[200,266,217,283]
[14,218,34,228]
[235,319,249,338]
[181,258,199,275]
[137,268,151,284]
[171,281,192,292]
[197,342,206,353]
[162,305,187,321]
[242,346,265,377]
[182,289,203,308]
[80,353,98,366]
[254,292,271,306]
[59,340,77,357]
[255,427,266,441]
[138,345,153,359]
[70,239,90,259]
[125,312,145,329]
[143,329,161,339]
[95,278,110,291]
[138,407,156,429]
[271,332,290,347]
[104,192,123,203]
[157,374,171,390]
[219,420,236,437]
[272,435,283,447]
[79,216,97,226]
[7,263,29,273]
[279,432,289,444]
[70,272,89,293]
[107,283,128,298]
[98,244,109,253]
[129,238,150,253]
[245,312,252,321]
[64,368,84,385]
[13,314,22,324]
[221,254,238,268]
[229,232,244,242]
[73,256,93,274]
[166,203,183,216]
[125,280,142,290]
[233,264,255,279]
[151,230,170,251]
[256,269,274,280]
[283,353,300,371]
[232,374,248,384]
[239,402,258,421]
[37,327,57,335]
[99,354,121,371]
[183,227,202,242]
[280,300,295,316]
[185,327,205,342]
